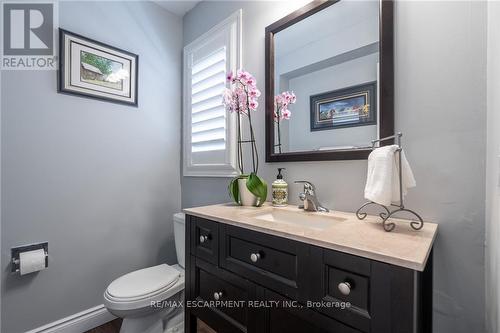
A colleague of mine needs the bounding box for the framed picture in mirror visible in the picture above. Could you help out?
[265,0,394,162]
[310,81,377,132]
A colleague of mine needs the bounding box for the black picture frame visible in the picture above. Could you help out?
[265,0,394,162]
[310,81,377,132]
[58,28,139,107]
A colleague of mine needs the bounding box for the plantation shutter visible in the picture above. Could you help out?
[183,11,241,177]
[191,47,227,153]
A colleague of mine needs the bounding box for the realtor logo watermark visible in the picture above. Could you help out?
[1,1,58,70]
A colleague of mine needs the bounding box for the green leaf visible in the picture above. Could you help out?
[228,178,240,205]
[246,173,268,207]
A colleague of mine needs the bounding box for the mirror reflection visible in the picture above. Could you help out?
[273,0,380,154]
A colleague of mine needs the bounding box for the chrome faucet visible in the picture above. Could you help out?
[294,181,329,212]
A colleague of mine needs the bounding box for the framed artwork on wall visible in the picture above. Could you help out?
[58,29,138,106]
[310,82,377,132]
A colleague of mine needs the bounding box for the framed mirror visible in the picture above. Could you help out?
[265,0,394,162]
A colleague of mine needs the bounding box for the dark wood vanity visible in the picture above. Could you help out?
[184,210,434,333]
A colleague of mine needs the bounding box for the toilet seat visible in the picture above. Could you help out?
[104,264,185,311]
[107,264,180,299]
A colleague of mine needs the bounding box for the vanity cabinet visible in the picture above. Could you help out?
[185,215,433,333]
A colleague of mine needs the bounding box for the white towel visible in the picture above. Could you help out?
[364,145,416,206]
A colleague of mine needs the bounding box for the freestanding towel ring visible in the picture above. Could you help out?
[356,132,424,232]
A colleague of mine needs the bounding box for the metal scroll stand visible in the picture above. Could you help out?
[356,132,424,232]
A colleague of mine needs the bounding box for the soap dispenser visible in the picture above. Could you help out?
[272,168,288,207]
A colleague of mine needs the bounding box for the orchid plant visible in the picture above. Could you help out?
[222,70,267,206]
[274,91,296,153]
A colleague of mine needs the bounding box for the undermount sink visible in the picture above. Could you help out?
[249,209,346,230]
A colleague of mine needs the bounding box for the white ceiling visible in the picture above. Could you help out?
[153,1,201,17]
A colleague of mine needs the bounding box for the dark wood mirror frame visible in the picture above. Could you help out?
[265,0,394,162]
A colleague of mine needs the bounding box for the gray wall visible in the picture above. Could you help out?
[183,1,486,332]
[486,1,500,332]
[1,1,182,332]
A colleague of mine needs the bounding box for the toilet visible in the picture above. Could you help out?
[104,213,185,333]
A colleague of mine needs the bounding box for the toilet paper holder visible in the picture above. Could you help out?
[11,242,48,273]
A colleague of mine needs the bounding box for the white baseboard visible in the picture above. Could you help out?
[26,304,116,333]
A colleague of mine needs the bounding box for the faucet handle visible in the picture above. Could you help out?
[294,181,315,194]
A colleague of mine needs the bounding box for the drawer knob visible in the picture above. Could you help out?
[250,253,261,262]
[199,235,208,243]
[213,291,223,300]
[338,282,352,296]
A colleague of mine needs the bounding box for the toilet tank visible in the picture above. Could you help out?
[173,213,185,268]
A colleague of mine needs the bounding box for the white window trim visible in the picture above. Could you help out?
[183,10,242,177]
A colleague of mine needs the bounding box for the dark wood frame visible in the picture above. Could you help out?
[58,28,139,107]
[310,81,377,132]
[265,0,394,162]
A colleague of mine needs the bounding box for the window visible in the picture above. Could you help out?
[183,10,242,177]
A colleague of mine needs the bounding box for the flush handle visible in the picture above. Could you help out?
[338,282,352,296]
[199,235,209,243]
[250,252,261,263]
[213,291,223,300]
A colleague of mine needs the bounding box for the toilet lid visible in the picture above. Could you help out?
[107,264,180,299]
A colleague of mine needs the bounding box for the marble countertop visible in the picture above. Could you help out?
[183,203,438,271]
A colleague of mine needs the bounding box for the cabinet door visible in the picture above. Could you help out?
[261,289,361,333]
[308,247,372,332]
[309,247,419,333]
[188,256,261,333]
[190,216,219,265]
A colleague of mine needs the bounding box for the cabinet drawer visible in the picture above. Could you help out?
[189,257,259,333]
[310,248,372,332]
[220,224,310,300]
[190,216,218,265]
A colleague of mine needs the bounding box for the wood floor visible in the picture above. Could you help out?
[197,319,217,333]
[84,319,122,333]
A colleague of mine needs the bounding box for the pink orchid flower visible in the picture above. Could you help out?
[222,70,260,116]
[249,100,259,110]
[281,109,291,120]
[274,90,296,121]
[248,88,261,98]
